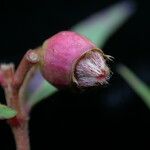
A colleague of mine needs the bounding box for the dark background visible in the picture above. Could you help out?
[0,0,150,149]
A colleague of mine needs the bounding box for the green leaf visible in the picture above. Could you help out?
[117,64,150,109]
[72,1,136,47]
[0,104,17,119]
[27,79,57,107]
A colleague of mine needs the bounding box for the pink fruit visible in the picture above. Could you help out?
[40,31,111,88]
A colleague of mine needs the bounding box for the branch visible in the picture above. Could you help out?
[13,49,40,92]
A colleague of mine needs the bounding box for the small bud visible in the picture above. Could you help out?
[26,50,40,63]
[39,31,111,88]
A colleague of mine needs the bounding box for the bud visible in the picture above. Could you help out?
[39,31,111,88]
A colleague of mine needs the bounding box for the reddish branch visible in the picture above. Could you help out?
[0,49,40,150]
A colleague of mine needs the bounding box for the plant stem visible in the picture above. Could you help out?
[0,48,41,150]
[0,63,31,150]
[11,121,30,150]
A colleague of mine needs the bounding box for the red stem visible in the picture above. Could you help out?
[13,49,40,91]
[11,120,30,150]
[0,48,41,150]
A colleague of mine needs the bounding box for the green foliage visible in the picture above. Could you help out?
[72,1,135,47]
[117,64,150,109]
[0,103,17,119]
[27,79,57,107]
